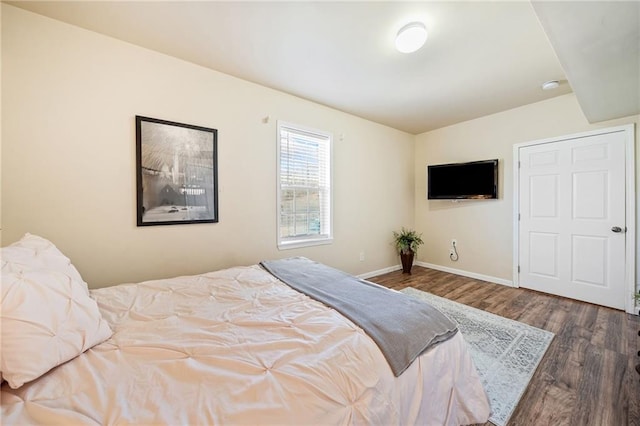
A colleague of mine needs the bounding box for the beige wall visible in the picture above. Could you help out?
[4,5,638,294]
[415,93,639,285]
[0,4,3,244]
[1,5,415,288]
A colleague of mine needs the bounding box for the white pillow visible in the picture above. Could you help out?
[1,233,112,389]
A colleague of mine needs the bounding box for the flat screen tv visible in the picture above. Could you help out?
[427,159,498,200]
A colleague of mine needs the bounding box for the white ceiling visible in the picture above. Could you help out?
[532,1,640,124]
[7,1,638,135]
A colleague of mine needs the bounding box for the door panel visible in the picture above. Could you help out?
[530,175,558,217]
[571,235,606,286]
[518,131,626,309]
[529,232,558,278]
[573,171,607,219]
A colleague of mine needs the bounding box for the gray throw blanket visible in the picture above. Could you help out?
[260,257,458,377]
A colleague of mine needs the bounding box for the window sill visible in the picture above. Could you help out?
[278,238,333,250]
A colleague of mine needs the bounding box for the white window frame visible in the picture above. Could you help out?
[277,121,333,250]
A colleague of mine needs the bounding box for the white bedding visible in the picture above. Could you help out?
[1,265,490,425]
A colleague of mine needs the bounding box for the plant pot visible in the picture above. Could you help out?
[400,251,415,274]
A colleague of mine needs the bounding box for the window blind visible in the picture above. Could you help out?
[277,122,332,248]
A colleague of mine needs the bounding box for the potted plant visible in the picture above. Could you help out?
[393,227,424,274]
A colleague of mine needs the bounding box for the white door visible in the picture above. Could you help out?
[517,130,628,310]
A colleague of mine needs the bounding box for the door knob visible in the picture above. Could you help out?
[611,226,623,233]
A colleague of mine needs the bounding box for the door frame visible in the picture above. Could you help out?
[512,124,637,314]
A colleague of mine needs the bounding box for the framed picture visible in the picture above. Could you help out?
[136,116,218,226]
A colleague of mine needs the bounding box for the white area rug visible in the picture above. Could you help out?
[401,287,554,426]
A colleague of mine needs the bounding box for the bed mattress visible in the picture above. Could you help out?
[1,264,490,425]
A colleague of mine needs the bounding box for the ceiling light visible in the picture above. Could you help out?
[542,80,560,90]
[395,22,428,53]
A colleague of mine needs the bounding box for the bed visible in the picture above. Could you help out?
[1,234,490,425]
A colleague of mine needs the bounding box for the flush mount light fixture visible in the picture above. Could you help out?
[395,22,428,53]
[542,80,560,90]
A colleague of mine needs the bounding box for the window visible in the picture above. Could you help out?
[277,121,332,249]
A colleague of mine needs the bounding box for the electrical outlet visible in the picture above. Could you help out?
[359,251,365,262]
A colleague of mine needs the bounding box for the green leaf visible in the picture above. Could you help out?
[392,227,424,255]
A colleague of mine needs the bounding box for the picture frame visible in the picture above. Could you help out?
[136,115,218,226]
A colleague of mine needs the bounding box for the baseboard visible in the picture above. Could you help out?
[357,264,402,280]
[415,261,514,287]
[357,262,513,288]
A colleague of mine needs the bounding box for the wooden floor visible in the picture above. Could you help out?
[368,266,640,426]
